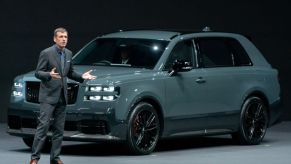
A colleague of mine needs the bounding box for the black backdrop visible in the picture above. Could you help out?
[0,0,290,122]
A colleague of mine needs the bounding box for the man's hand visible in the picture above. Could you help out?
[82,70,96,80]
[50,67,61,80]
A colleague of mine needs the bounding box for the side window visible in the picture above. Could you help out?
[226,39,252,66]
[195,38,234,68]
[164,40,194,70]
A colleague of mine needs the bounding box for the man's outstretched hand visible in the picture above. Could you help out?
[82,70,96,80]
[50,67,61,80]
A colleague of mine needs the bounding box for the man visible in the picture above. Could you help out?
[120,48,131,64]
[30,27,96,164]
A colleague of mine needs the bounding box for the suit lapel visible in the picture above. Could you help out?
[63,49,70,75]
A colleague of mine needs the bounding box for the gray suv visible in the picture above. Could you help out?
[8,29,281,155]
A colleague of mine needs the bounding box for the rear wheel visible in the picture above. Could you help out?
[232,96,269,145]
[127,102,160,155]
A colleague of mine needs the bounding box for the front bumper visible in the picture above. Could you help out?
[7,128,121,142]
[7,107,127,142]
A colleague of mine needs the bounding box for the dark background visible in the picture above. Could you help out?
[0,0,290,122]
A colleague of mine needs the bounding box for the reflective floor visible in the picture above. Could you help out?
[1,122,291,164]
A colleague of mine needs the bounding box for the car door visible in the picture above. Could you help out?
[192,37,249,129]
[164,37,246,134]
[163,39,212,133]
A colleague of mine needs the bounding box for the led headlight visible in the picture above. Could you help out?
[88,85,115,92]
[12,80,24,97]
[103,86,115,92]
[14,82,23,88]
[89,96,101,101]
[12,91,23,97]
[84,95,116,101]
[102,95,115,101]
[85,85,119,101]
[89,86,102,92]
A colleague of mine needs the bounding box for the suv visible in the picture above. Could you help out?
[8,29,281,155]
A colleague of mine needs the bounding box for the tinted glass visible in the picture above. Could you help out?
[164,40,194,70]
[226,39,252,66]
[73,38,169,69]
[196,38,234,68]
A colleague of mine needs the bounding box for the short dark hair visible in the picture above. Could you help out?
[54,27,68,36]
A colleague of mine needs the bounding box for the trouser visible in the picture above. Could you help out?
[31,93,66,161]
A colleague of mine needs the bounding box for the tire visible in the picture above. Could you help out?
[127,102,160,155]
[232,96,269,145]
[23,137,33,148]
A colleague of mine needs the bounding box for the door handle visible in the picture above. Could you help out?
[195,77,206,84]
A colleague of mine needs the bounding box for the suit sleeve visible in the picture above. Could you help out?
[35,51,52,81]
[67,63,84,83]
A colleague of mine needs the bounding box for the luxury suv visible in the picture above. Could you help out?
[8,29,281,155]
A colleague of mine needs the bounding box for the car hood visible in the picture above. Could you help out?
[22,65,154,83]
[75,65,151,77]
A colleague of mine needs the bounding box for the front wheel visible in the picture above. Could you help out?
[232,96,269,145]
[127,102,160,155]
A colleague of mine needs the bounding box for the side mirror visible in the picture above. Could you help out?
[168,60,192,76]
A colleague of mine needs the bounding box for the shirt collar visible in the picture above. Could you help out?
[54,44,65,54]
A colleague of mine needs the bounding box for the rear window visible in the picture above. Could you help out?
[195,37,252,68]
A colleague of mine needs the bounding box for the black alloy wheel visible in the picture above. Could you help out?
[233,96,269,145]
[127,102,160,155]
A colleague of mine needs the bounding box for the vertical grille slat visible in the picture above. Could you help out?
[25,82,79,104]
[67,84,79,104]
[26,82,39,103]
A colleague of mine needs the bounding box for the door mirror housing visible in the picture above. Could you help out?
[168,60,192,76]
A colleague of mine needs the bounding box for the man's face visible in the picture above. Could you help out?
[54,32,68,49]
[121,51,129,59]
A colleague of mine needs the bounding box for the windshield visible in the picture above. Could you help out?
[73,38,169,69]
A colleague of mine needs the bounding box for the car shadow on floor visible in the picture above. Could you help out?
[15,135,273,156]
[62,136,235,156]
[156,135,234,152]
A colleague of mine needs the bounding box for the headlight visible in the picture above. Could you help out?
[85,85,119,101]
[102,96,115,101]
[103,86,115,92]
[89,86,102,92]
[88,96,101,101]
[14,82,23,88]
[12,91,23,97]
[12,80,24,98]
[88,85,115,92]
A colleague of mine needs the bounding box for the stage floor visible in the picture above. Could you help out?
[1,122,290,164]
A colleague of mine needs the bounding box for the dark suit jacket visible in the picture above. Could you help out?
[35,45,84,104]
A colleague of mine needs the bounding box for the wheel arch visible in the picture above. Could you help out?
[244,91,270,126]
[128,96,165,137]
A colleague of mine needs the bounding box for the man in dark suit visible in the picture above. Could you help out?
[30,27,96,164]
[114,46,132,65]
[120,48,131,64]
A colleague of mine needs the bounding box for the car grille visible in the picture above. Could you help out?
[25,81,79,104]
